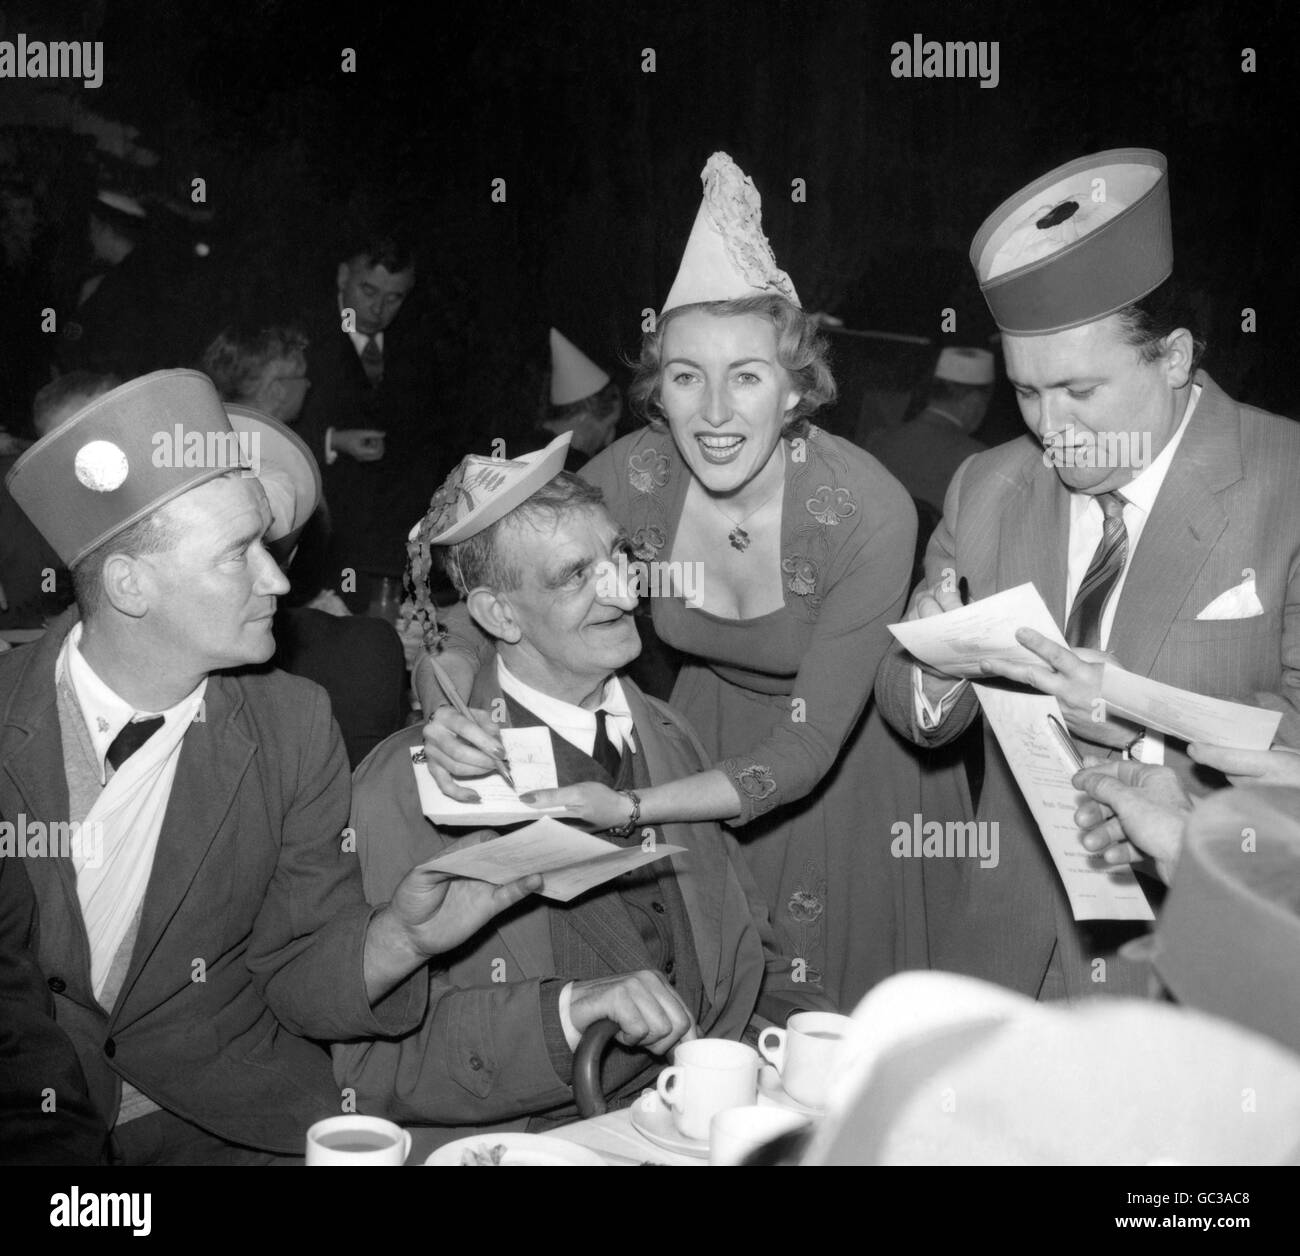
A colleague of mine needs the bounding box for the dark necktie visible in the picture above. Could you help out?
[360,335,384,386]
[1066,491,1128,651]
[591,709,624,780]
[107,715,165,772]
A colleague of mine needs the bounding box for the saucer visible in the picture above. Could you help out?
[629,1092,710,1158]
[758,1064,823,1117]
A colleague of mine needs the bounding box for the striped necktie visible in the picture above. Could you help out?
[1066,491,1128,650]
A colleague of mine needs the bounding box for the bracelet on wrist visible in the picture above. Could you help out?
[607,789,642,838]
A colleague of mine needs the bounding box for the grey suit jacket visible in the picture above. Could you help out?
[333,665,829,1135]
[875,372,1300,999]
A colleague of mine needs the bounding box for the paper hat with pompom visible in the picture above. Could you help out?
[548,328,610,406]
[6,369,242,568]
[971,148,1172,335]
[662,152,800,314]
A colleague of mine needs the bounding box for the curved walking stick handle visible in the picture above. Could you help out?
[572,1017,621,1118]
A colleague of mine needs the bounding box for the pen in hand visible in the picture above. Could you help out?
[1047,713,1084,771]
[425,654,517,790]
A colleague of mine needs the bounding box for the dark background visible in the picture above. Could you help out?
[3,0,1298,440]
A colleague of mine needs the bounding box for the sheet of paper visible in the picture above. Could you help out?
[889,582,1067,678]
[1100,665,1282,751]
[973,684,1155,922]
[418,816,683,902]
[410,748,569,827]
[499,727,559,793]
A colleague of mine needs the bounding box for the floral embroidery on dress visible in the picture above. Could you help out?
[628,448,670,494]
[805,485,857,526]
[735,763,777,800]
[631,524,666,561]
[787,860,826,985]
[781,556,818,598]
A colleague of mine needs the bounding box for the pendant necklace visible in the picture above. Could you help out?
[705,443,785,552]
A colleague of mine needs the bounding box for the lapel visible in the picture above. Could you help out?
[998,446,1071,626]
[622,682,726,998]
[1109,374,1241,675]
[111,674,257,1025]
[0,611,94,1003]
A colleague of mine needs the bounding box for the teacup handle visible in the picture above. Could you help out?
[757,1026,786,1072]
[656,1066,684,1110]
[399,1129,412,1164]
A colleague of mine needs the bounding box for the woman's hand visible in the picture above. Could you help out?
[421,705,507,803]
[520,782,635,832]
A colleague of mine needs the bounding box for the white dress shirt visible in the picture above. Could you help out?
[58,624,207,1000]
[496,657,637,758]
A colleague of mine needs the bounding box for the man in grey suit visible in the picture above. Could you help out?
[875,149,1300,1001]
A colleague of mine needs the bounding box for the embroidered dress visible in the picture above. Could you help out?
[582,425,973,1008]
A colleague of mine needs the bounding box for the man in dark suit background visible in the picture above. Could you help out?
[295,226,442,612]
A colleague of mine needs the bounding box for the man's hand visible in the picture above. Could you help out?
[332,428,386,462]
[421,705,506,803]
[980,628,1139,748]
[568,971,695,1055]
[387,840,541,957]
[1188,742,1300,788]
[363,836,541,1003]
[519,781,630,831]
[1072,759,1192,884]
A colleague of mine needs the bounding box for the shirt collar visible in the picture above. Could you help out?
[1111,382,1201,517]
[495,657,636,755]
[56,623,202,784]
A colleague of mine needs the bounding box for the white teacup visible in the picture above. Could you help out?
[656,1039,759,1142]
[305,1115,411,1166]
[758,1011,852,1109]
[709,1104,812,1166]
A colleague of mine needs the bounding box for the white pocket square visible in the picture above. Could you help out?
[1196,576,1264,620]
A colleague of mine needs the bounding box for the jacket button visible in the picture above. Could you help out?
[104,1038,116,1059]
[651,901,666,915]
[468,1055,483,1071]
[47,976,67,994]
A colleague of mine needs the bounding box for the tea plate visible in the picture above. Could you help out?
[425,1132,606,1166]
